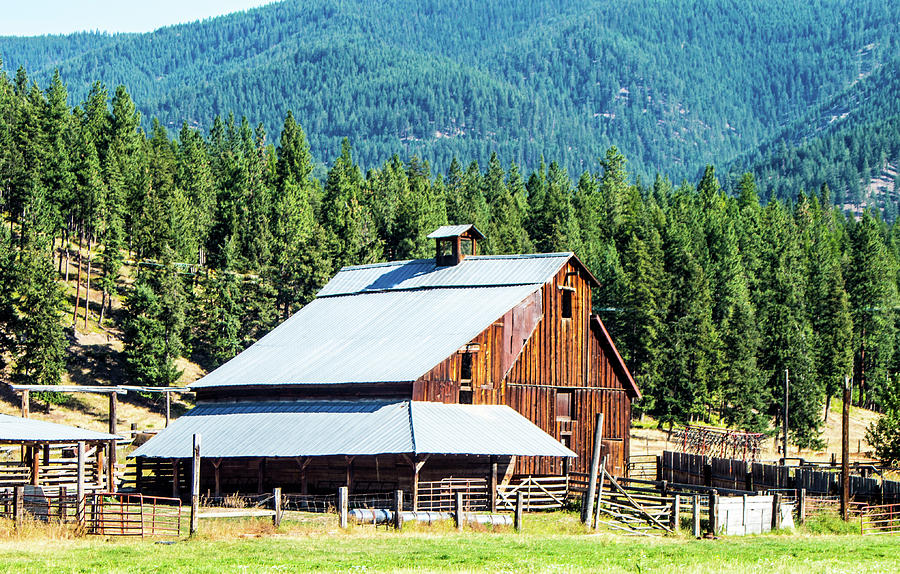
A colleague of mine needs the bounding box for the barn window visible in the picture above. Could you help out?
[556,390,574,421]
[561,288,573,319]
[460,238,475,256]
[460,352,473,381]
[459,388,473,404]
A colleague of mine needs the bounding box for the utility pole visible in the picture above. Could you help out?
[783,369,789,457]
[841,376,851,521]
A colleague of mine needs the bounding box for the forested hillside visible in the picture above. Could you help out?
[2,0,899,181]
[737,57,900,216]
[2,61,900,450]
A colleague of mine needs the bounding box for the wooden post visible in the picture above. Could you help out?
[165,392,171,428]
[190,433,200,536]
[454,490,464,531]
[742,494,749,532]
[708,489,718,536]
[20,390,29,418]
[655,454,662,482]
[592,455,608,530]
[799,488,807,525]
[272,488,282,527]
[212,459,222,497]
[338,486,349,529]
[703,463,712,487]
[172,459,180,498]
[745,470,754,492]
[582,413,604,525]
[76,441,85,528]
[31,444,40,486]
[514,491,524,532]
[692,495,700,538]
[841,376,851,521]
[490,457,498,513]
[95,446,105,490]
[772,493,783,530]
[135,458,143,492]
[345,456,354,494]
[393,489,404,530]
[257,458,265,494]
[13,486,24,527]
[108,392,117,435]
[59,486,68,521]
[107,440,116,492]
[672,494,681,531]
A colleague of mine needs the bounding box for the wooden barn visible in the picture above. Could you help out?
[132,225,639,497]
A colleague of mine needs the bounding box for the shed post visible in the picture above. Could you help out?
[30,444,40,486]
[338,486,349,529]
[20,390,29,418]
[272,487,282,527]
[490,457,498,513]
[107,440,117,492]
[171,459,180,498]
[76,441,85,528]
[95,445,105,490]
[393,489,404,530]
[582,413,604,525]
[135,458,143,492]
[165,392,171,427]
[514,490,524,532]
[190,433,201,535]
[59,486,67,521]
[692,495,700,538]
[454,490,464,531]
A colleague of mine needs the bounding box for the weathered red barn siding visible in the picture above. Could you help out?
[412,260,635,478]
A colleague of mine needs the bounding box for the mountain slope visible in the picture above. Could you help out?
[2,0,900,178]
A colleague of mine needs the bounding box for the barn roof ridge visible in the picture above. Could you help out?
[336,251,576,272]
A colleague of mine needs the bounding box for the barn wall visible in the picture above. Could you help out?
[413,260,635,478]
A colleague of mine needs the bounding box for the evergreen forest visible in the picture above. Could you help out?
[2,61,900,450]
[3,0,900,195]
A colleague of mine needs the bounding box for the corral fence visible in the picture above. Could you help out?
[860,503,900,535]
[86,492,182,537]
[627,455,658,480]
[418,478,490,512]
[0,486,181,537]
[496,476,568,511]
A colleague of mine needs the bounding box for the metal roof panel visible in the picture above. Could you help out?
[191,284,541,388]
[130,400,575,459]
[0,414,121,443]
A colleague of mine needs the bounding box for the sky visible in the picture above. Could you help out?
[0,1,278,37]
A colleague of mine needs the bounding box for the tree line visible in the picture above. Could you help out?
[2,65,900,450]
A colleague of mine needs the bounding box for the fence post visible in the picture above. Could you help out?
[514,491,524,532]
[76,441,85,530]
[454,491,464,531]
[393,490,404,530]
[190,433,200,536]
[59,486,67,521]
[13,486,24,528]
[671,494,681,531]
[745,470,754,492]
[273,488,282,527]
[692,495,700,538]
[798,488,806,525]
[656,455,662,481]
[772,493,783,531]
[704,463,713,487]
[338,486,349,529]
[708,489,718,536]
[593,456,608,530]
[582,413,604,525]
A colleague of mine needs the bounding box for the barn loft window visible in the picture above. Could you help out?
[560,286,574,319]
[556,390,574,421]
[460,352,474,381]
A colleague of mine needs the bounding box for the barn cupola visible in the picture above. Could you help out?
[428,224,486,266]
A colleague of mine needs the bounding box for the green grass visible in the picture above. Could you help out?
[2,512,899,573]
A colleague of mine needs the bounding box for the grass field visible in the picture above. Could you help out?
[1,512,898,573]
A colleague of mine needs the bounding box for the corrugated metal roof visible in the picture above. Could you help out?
[191,284,541,389]
[130,400,575,459]
[426,224,486,239]
[0,414,121,443]
[316,253,573,297]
